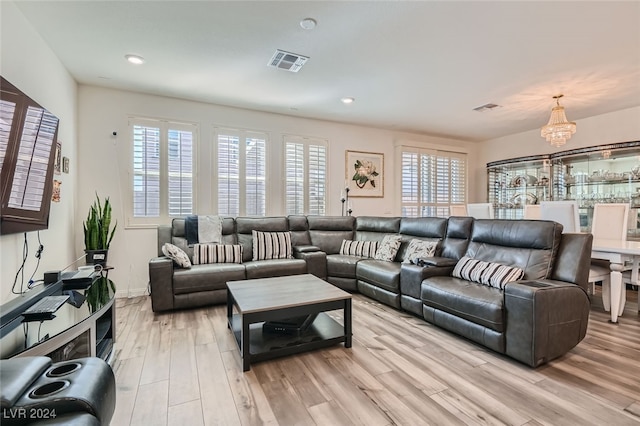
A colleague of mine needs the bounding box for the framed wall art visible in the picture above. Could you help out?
[345,150,384,197]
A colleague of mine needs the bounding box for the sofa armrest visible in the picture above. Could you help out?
[293,249,327,279]
[416,256,458,267]
[149,256,175,312]
[504,279,590,367]
[293,245,321,254]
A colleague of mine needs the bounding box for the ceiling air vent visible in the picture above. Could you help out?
[268,49,309,73]
[473,103,502,112]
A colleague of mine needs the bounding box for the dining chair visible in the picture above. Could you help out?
[590,203,630,312]
[449,205,468,216]
[523,204,541,220]
[540,201,580,233]
[540,200,602,295]
[466,203,494,219]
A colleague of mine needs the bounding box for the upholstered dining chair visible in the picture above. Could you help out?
[589,203,637,312]
[523,204,541,220]
[540,201,580,233]
[466,203,494,219]
[589,203,630,311]
[449,205,468,216]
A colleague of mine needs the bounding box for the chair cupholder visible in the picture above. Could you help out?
[29,380,70,399]
[47,362,82,377]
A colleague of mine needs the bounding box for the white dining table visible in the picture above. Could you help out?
[591,238,640,323]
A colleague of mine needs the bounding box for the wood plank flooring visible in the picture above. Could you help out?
[111,288,640,425]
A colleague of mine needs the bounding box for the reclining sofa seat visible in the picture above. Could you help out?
[150,217,240,311]
[357,216,447,309]
[149,216,306,312]
[235,217,307,279]
[307,216,357,291]
[400,216,473,315]
[421,219,591,367]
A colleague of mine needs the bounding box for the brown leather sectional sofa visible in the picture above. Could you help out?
[149,215,593,367]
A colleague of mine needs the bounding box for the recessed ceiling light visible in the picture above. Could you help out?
[300,18,317,30]
[341,97,355,104]
[125,54,145,65]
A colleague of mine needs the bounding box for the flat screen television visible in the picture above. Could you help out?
[0,76,60,235]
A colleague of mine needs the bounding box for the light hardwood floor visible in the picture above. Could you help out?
[111,288,640,426]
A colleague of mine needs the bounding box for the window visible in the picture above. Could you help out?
[401,148,466,217]
[284,135,327,215]
[130,117,195,225]
[215,129,267,216]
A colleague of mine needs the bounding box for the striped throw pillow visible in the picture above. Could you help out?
[452,256,524,290]
[339,240,379,258]
[193,244,243,265]
[252,231,293,260]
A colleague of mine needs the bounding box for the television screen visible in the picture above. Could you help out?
[0,76,60,235]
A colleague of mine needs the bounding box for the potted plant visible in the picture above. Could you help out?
[83,194,117,266]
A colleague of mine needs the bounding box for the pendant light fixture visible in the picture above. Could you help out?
[541,94,576,147]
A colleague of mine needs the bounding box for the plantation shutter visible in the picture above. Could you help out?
[284,135,327,215]
[133,124,161,217]
[130,117,196,224]
[216,129,267,216]
[400,147,467,217]
[167,127,194,216]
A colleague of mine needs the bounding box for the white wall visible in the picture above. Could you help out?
[0,2,78,304]
[473,106,640,202]
[77,85,476,297]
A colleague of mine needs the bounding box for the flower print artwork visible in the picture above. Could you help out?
[345,151,384,197]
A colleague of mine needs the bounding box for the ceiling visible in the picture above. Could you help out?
[13,1,640,142]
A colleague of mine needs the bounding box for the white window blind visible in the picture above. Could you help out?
[401,148,466,217]
[284,135,327,215]
[216,129,267,216]
[131,118,196,225]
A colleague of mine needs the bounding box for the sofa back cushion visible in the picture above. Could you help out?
[287,215,312,246]
[308,216,355,254]
[236,217,289,262]
[441,216,474,260]
[464,219,562,280]
[398,217,447,259]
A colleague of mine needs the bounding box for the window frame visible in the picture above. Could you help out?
[283,134,328,216]
[127,116,197,228]
[213,127,269,217]
[400,146,467,217]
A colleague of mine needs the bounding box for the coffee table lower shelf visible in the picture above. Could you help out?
[229,312,347,370]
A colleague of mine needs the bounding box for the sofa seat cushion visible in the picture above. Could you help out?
[173,264,245,295]
[326,254,362,279]
[244,259,306,279]
[421,276,505,332]
[356,259,401,293]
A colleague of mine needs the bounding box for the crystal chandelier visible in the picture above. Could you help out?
[540,94,576,147]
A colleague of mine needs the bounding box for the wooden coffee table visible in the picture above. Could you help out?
[226,274,352,371]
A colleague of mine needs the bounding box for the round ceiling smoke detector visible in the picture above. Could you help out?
[341,97,355,104]
[300,18,317,30]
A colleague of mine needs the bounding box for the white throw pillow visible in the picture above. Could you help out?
[252,231,293,260]
[452,256,524,290]
[339,240,379,258]
[375,235,402,262]
[193,244,243,265]
[162,243,191,268]
[402,239,438,264]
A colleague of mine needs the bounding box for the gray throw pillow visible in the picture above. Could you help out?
[162,243,191,268]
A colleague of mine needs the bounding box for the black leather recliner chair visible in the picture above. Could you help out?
[0,356,115,425]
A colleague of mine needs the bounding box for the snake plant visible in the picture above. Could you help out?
[83,194,117,250]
